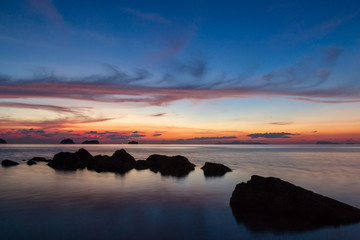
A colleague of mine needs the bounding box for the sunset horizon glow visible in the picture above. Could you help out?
[1,0,360,144]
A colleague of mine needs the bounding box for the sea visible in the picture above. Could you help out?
[0,144,359,240]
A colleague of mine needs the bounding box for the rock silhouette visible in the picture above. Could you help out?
[1,159,18,166]
[201,162,232,176]
[30,157,50,162]
[27,159,37,165]
[128,141,138,144]
[0,138,7,144]
[60,138,75,144]
[146,154,195,177]
[82,140,99,144]
[230,175,360,232]
[48,152,87,170]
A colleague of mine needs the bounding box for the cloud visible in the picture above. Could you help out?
[0,102,87,114]
[269,122,293,125]
[150,113,166,117]
[1,46,359,105]
[186,136,237,141]
[124,8,171,24]
[247,132,299,139]
[27,0,64,26]
[153,133,162,137]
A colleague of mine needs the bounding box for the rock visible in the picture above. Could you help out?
[82,140,99,144]
[47,152,86,170]
[128,141,138,144]
[87,154,134,174]
[75,148,93,163]
[60,138,75,144]
[27,159,37,165]
[0,138,7,144]
[135,160,154,170]
[146,154,195,177]
[112,149,136,165]
[230,175,360,232]
[201,162,232,176]
[1,159,18,167]
[30,157,50,162]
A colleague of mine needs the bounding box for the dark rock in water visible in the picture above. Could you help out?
[60,138,75,144]
[112,149,136,165]
[230,175,360,232]
[201,162,232,176]
[1,159,19,167]
[87,154,134,174]
[146,154,195,177]
[135,160,154,170]
[0,138,7,144]
[75,148,93,163]
[30,157,50,162]
[47,152,87,170]
[82,140,99,144]
[128,141,138,144]
[27,159,37,165]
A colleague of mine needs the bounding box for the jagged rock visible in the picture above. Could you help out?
[1,159,18,167]
[82,140,99,144]
[230,175,360,232]
[27,159,37,165]
[60,138,75,144]
[112,149,136,165]
[0,138,7,144]
[75,148,93,163]
[47,152,86,170]
[146,154,195,177]
[30,157,50,162]
[201,162,232,176]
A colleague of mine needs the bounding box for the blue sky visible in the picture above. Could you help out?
[0,0,360,143]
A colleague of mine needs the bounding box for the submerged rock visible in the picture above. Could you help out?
[201,162,232,176]
[146,154,195,177]
[60,138,75,144]
[0,138,7,144]
[230,175,360,232]
[1,159,18,167]
[27,159,37,165]
[82,140,99,144]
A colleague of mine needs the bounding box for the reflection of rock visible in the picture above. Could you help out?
[1,159,19,166]
[60,138,75,144]
[82,140,99,144]
[27,159,37,165]
[201,162,231,176]
[128,141,138,144]
[230,175,360,233]
[146,154,195,177]
[48,152,87,170]
[0,138,7,144]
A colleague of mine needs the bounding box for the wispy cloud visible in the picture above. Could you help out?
[27,0,64,26]
[269,122,293,125]
[247,132,299,139]
[150,113,166,117]
[124,8,171,24]
[153,133,162,137]
[186,136,237,141]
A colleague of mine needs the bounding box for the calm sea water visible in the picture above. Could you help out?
[0,144,360,240]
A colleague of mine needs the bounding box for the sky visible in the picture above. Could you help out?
[1,0,360,144]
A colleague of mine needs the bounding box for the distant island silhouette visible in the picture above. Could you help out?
[82,140,100,144]
[316,141,339,144]
[0,138,7,144]
[60,139,75,144]
[128,141,138,144]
